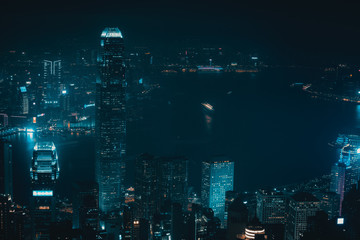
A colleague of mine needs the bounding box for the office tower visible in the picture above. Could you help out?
[132,218,150,240]
[224,191,239,229]
[256,189,286,224]
[227,197,248,240]
[72,181,99,231]
[0,140,13,196]
[0,194,27,240]
[19,86,29,115]
[30,142,60,239]
[135,154,159,219]
[201,157,234,227]
[43,60,62,108]
[170,203,184,240]
[285,192,320,240]
[333,135,360,191]
[159,156,188,207]
[313,191,340,219]
[330,162,346,215]
[96,27,126,213]
[0,194,13,240]
[135,154,188,219]
[342,182,360,239]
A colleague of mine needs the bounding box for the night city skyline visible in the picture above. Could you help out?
[3,1,360,240]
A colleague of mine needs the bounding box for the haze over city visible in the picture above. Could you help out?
[2,1,360,240]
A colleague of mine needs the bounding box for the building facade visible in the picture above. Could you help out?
[135,154,188,220]
[0,140,12,196]
[285,192,320,240]
[256,189,286,224]
[201,157,234,227]
[30,142,60,239]
[96,27,127,213]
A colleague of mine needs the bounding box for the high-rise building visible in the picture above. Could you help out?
[330,162,346,215]
[0,194,27,240]
[201,157,234,227]
[285,192,320,240]
[96,27,127,213]
[19,86,29,115]
[72,181,99,231]
[159,156,188,207]
[135,154,188,220]
[0,140,13,196]
[226,197,248,240]
[30,142,60,239]
[313,191,340,220]
[0,194,13,240]
[256,189,286,224]
[43,60,62,108]
[224,191,239,229]
[332,134,360,191]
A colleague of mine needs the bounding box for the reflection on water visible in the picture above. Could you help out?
[204,113,213,134]
[201,102,214,134]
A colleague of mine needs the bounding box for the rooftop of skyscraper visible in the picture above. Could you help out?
[257,188,284,196]
[101,28,123,38]
[291,192,319,202]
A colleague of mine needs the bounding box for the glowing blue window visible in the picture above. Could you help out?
[20,86,27,93]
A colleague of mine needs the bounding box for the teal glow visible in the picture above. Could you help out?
[101,28,123,38]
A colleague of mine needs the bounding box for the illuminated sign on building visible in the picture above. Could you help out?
[33,190,53,197]
[337,218,344,225]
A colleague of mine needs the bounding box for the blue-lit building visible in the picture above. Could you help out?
[201,157,234,227]
[43,60,62,108]
[96,27,127,213]
[30,142,59,239]
[330,162,346,216]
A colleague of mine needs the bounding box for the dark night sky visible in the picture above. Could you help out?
[2,1,360,63]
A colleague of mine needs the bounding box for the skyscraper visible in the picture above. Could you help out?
[330,162,346,215]
[201,157,234,227]
[43,59,62,108]
[72,181,99,231]
[30,142,60,239]
[0,140,13,196]
[256,189,286,224]
[285,192,320,240]
[96,27,127,213]
[0,194,13,240]
[135,154,188,220]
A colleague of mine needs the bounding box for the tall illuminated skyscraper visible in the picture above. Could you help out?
[96,27,126,213]
[30,142,60,239]
[43,60,62,108]
[201,157,234,227]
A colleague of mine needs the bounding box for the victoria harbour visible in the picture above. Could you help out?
[8,68,359,206]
